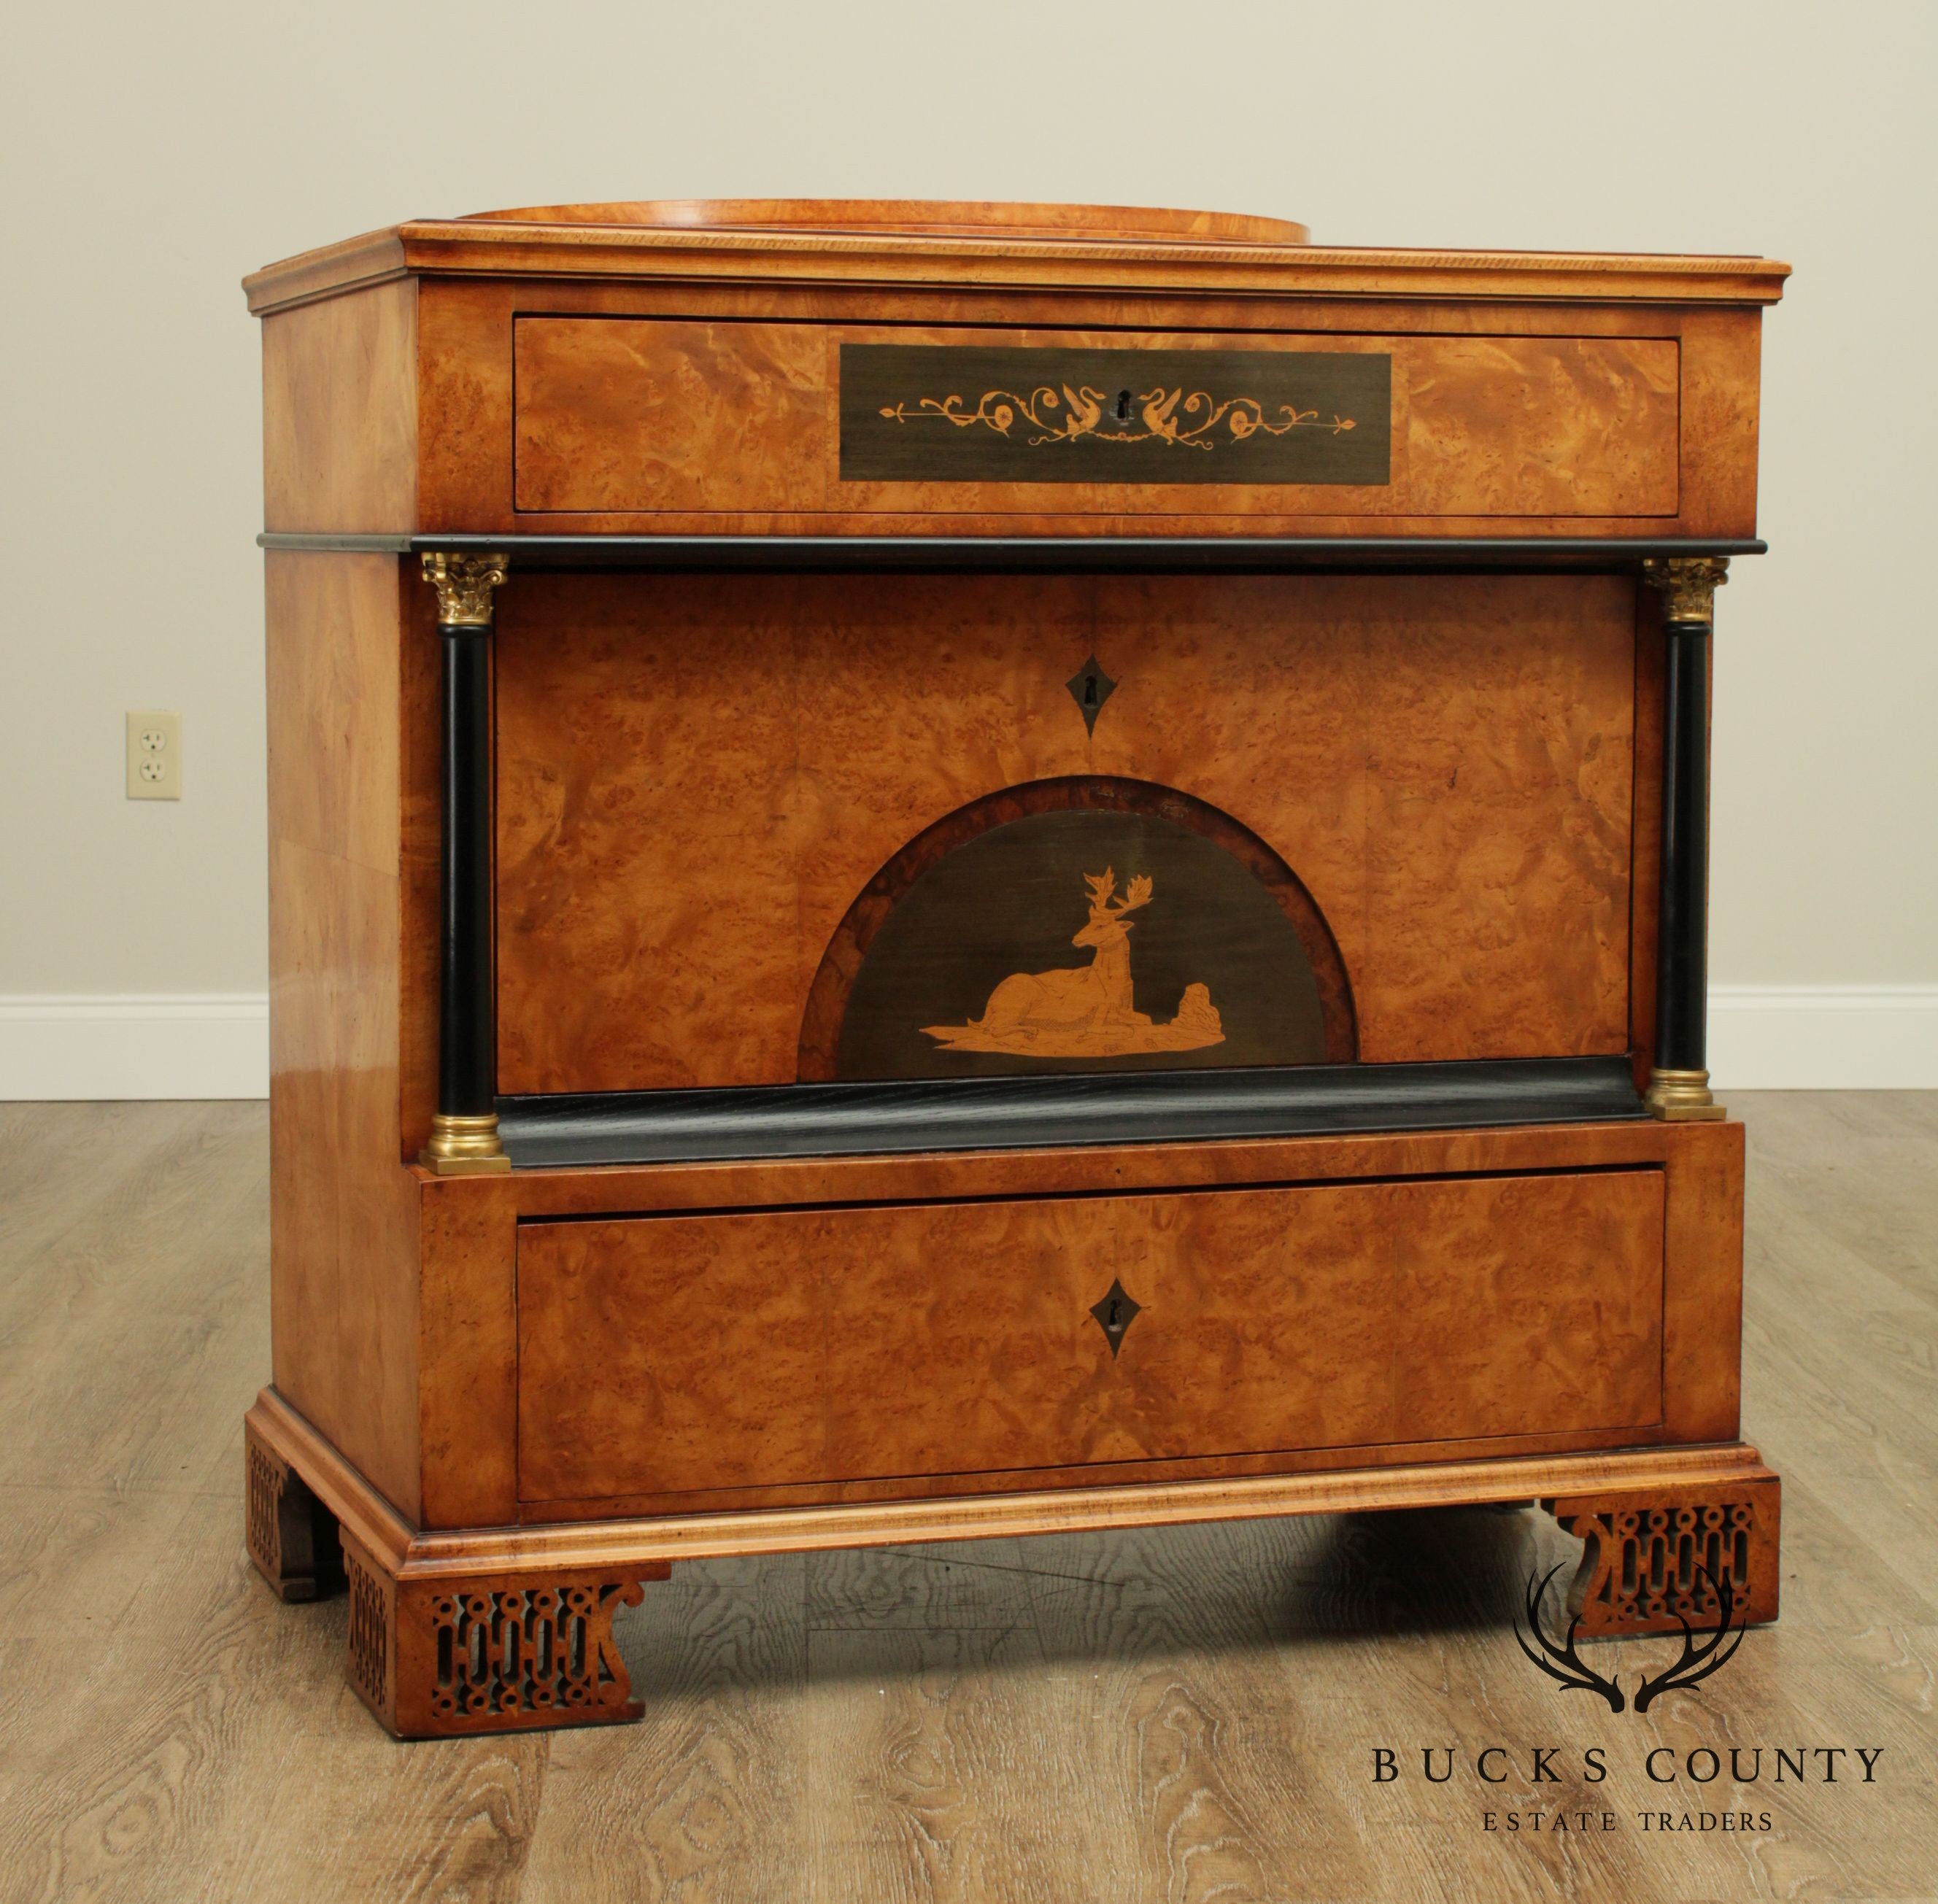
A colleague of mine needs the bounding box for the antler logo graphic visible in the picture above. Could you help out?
[1633,1566,1745,1712]
[1513,1563,1745,1715]
[1513,1565,1626,1714]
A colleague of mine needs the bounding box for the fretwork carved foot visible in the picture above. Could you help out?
[244,1416,346,1603]
[341,1537,670,1738]
[1543,1470,1780,1638]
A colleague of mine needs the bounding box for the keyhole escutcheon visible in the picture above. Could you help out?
[1089,1277,1143,1358]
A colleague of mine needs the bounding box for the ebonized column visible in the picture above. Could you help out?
[420,552,512,1173]
[1640,556,1728,1121]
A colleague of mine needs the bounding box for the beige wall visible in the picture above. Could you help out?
[2,0,1932,1005]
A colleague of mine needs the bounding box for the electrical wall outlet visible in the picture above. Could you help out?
[126,711,182,800]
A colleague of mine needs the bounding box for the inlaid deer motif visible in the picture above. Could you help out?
[924,869,1224,1058]
[981,869,1151,1039]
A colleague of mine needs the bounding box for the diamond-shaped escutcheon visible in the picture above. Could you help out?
[1066,654,1117,735]
[1089,1278,1142,1358]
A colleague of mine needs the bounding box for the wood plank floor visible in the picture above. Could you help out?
[1,1095,1934,1902]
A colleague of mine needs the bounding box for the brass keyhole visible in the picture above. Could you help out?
[1116,388,1133,422]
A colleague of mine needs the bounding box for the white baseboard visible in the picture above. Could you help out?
[0,994,269,1100]
[1707,984,1938,1091]
[0,985,1932,1101]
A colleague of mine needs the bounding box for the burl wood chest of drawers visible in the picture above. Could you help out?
[242,198,1788,1737]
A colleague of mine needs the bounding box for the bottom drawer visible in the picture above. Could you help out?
[515,1168,1664,1504]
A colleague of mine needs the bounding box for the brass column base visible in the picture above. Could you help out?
[1644,1067,1726,1122]
[420,1112,511,1174]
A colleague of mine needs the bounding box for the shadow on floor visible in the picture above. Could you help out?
[618,1503,1588,1695]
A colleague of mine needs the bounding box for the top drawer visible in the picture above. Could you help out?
[511,319,1680,523]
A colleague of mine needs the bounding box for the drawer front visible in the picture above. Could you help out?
[511,318,1679,522]
[515,1168,1664,1504]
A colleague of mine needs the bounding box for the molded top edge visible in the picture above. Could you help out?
[241,204,1792,315]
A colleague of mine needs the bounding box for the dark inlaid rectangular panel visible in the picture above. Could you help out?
[839,344,1391,485]
[515,1166,1664,1502]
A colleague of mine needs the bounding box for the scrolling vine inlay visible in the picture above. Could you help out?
[878,384,1358,452]
[839,345,1392,484]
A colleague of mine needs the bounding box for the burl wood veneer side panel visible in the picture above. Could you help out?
[493,572,1633,1095]
[1660,1118,1747,1442]
[1629,589,1667,1093]
[1677,309,1763,538]
[398,576,442,1162]
[264,552,422,1521]
[514,1167,1663,1504]
[261,279,417,533]
[417,1177,519,1529]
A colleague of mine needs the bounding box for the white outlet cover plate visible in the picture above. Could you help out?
[126,710,182,800]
